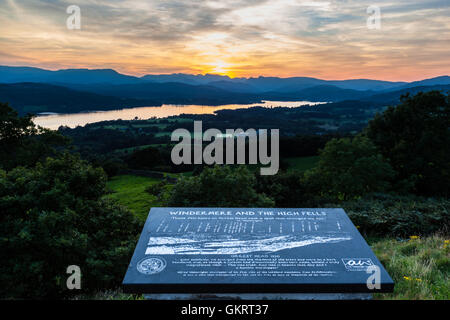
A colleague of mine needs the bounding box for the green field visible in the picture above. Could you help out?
[285,156,319,172]
[105,175,161,220]
[112,144,168,155]
[93,118,192,131]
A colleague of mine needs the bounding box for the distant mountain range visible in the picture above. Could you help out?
[0,66,141,85]
[0,65,449,114]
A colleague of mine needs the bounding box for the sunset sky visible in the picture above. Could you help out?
[0,0,449,81]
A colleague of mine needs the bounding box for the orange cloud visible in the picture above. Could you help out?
[0,0,448,81]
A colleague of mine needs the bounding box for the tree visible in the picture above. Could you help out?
[126,146,164,170]
[304,135,395,201]
[0,154,141,298]
[366,91,450,196]
[166,165,274,207]
[256,171,310,207]
[0,102,68,170]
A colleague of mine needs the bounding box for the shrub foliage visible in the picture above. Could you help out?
[0,154,141,298]
[166,165,274,207]
[366,91,450,196]
[341,194,449,237]
[304,135,395,201]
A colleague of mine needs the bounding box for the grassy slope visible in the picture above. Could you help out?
[104,175,160,221]
[370,236,449,300]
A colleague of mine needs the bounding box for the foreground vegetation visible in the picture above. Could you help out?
[101,171,449,300]
[0,103,141,298]
[371,236,449,300]
[105,175,160,220]
[80,235,449,300]
[1,91,449,299]
[285,156,319,172]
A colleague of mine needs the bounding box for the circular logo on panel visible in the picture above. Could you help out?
[137,257,167,275]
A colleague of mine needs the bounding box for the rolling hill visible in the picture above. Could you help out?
[0,82,260,115]
[0,83,152,114]
[0,66,449,114]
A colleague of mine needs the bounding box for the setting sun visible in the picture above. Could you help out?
[203,60,234,77]
[211,61,231,76]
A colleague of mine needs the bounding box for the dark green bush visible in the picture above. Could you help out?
[126,146,164,170]
[99,157,127,177]
[166,165,274,207]
[366,91,450,196]
[145,181,166,196]
[338,194,449,237]
[0,154,141,298]
[256,171,311,207]
[304,135,395,201]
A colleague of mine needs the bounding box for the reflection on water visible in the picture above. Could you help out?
[33,100,324,130]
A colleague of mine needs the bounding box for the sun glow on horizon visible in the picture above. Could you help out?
[201,60,234,77]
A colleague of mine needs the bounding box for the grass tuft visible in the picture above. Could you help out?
[372,235,449,300]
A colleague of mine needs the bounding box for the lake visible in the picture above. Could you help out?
[33,100,324,130]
